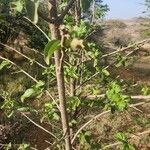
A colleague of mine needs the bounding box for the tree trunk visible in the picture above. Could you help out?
[48,1,72,149]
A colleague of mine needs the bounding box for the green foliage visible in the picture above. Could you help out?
[66,20,89,39]
[10,0,24,13]
[0,60,11,70]
[44,39,61,65]
[115,132,135,150]
[41,102,60,122]
[106,82,130,112]
[64,65,78,79]
[4,143,12,150]
[115,54,129,67]
[0,0,146,149]
[67,96,81,111]
[79,130,91,145]
[21,80,44,102]
[1,98,16,118]
[81,0,109,20]
[3,143,29,150]
[141,85,150,96]
[9,0,40,24]
[78,130,101,149]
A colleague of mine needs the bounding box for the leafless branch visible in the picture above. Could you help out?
[0,42,46,69]
[102,38,150,59]
[21,112,59,140]
[46,90,60,111]
[24,17,50,41]
[0,56,38,83]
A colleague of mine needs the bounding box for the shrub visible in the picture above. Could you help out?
[104,28,132,47]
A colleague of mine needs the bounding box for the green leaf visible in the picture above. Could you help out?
[79,130,91,145]
[18,144,30,150]
[141,85,150,96]
[0,60,11,70]
[115,132,127,143]
[106,82,130,111]
[69,119,77,127]
[4,143,12,150]
[67,96,81,111]
[73,21,87,38]
[115,132,135,150]
[21,80,44,102]
[102,69,110,76]
[53,113,60,121]
[44,40,61,65]
[35,80,45,88]
[10,0,24,12]
[21,88,35,102]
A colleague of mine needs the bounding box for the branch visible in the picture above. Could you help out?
[0,42,47,69]
[46,90,60,111]
[71,110,110,144]
[102,38,150,59]
[71,101,150,144]
[0,56,38,83]
[88,94,150,100]
[76,38,150,90]
[24,17,50,41]
[24,46,44,57]
[21,112,59,140]
[102,128,150,149]
[59,0,75,20]
[38,10,59,24]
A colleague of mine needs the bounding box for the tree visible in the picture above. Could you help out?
[1,0,149,150]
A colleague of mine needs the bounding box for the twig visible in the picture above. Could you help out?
[71,100,150,144]
[21,112,59,140]
[129,105,143,113]
[75,72,99,91]
[0,56,38,83]
[24,17,50,41]
[38,10,56,24]
[87,94,150,100]
[59,0,75,20]
[71,110,110,144]
[102,128,150,149]
[24,46,44,56]
[0,42,46,69]
[102,38,150,59]
[75,38,150,89]
[46,90,60,111]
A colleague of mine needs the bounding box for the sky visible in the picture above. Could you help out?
[103,0,146,19]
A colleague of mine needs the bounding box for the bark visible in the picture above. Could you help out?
[48,1,72,149]
[69,0,81,97]
[75,0,81,25]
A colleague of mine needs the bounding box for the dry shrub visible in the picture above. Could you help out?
[105,19,127,29]
[104,28,132,47]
